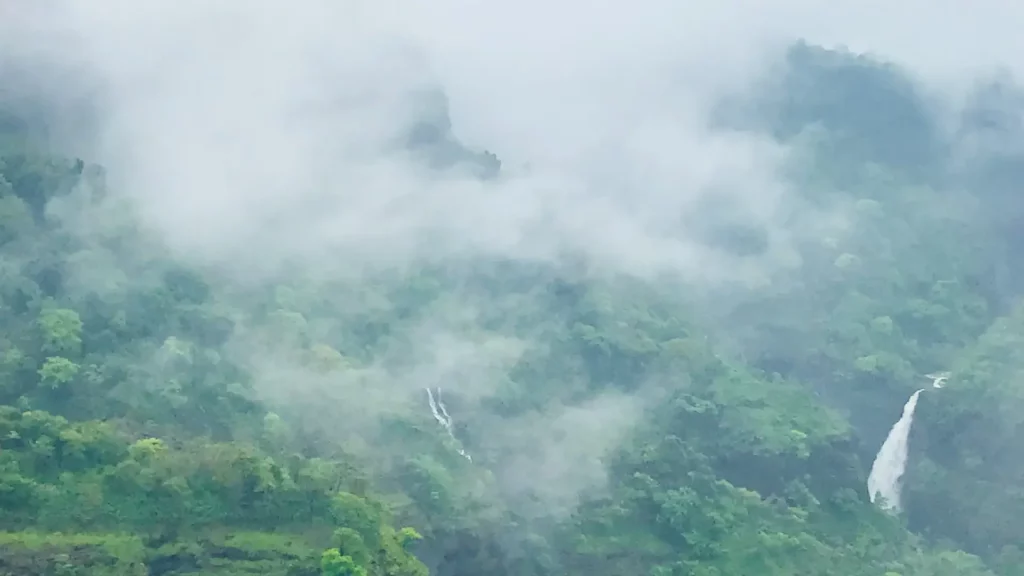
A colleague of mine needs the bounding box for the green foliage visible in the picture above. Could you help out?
[37,309,83,357]
[37,357,79,388]
[906,303,1024,563]
[0,531,146,576]
[322,549,367,576]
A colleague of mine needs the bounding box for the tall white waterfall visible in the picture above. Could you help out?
[867,373,949,512]
[867,389,924,512]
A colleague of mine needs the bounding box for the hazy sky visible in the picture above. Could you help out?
[3,0,1021,285]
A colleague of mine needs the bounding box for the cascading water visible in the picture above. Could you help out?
[867,389,924,512]
[927,372,949,389]
[425,387,472,461]
[867,373,949,512]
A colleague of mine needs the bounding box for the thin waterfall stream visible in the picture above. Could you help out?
[425,387,472,461]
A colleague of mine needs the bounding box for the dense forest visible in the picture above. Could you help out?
[1,36,1024,576]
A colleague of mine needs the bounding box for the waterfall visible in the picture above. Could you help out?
[425,387,472,461]
[926,371,949,389]
[867,389,923,512]
[867,373,948,512]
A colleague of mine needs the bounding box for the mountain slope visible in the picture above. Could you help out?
[0,42,1021,576]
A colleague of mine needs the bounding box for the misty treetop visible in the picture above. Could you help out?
[1,15,1024,576]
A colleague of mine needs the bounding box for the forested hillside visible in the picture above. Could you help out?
[2,37,1024,576]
